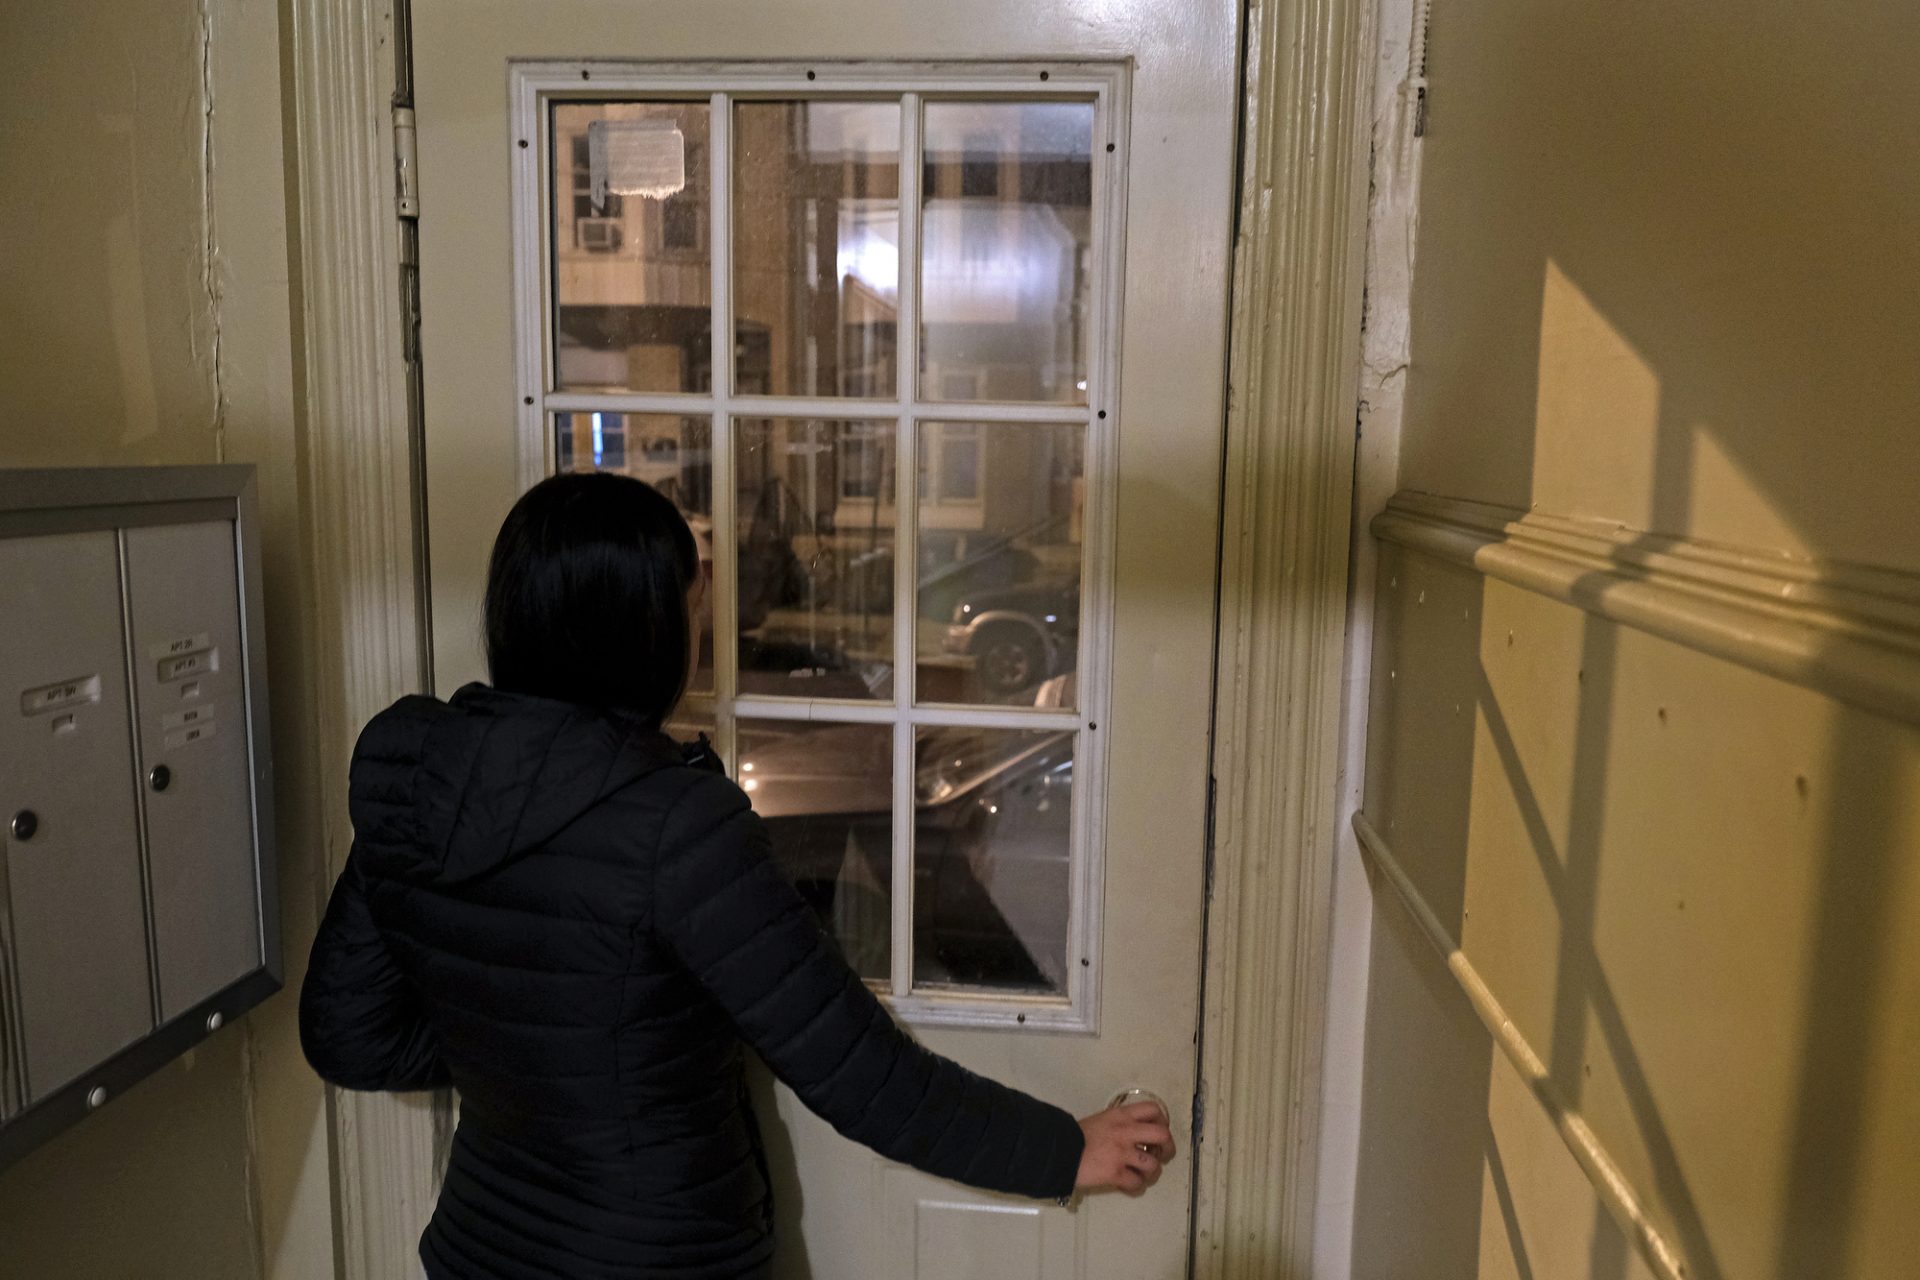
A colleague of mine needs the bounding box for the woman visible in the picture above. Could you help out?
[300,472,1173,1278]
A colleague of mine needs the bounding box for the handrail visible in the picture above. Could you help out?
[1352,812,1690,1280]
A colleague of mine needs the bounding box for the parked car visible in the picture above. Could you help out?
[738,684,1076,993]
[943,578,1080,697]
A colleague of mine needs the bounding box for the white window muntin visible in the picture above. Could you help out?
[510,62,1129,1032]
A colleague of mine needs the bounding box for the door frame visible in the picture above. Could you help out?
[1191,0,1376,1272]
[286,0,448,1274]
[285,0,1375,1275]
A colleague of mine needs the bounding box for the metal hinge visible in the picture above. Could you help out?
[392,105,420,219]
[1410,0,1434,138]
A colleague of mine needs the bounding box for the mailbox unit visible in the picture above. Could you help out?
[0,467,279,1168]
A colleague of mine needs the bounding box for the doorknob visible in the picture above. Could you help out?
[1109,1088,1174,1159]
[1109,1086,1166,1114]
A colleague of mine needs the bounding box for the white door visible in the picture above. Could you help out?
[410,4,1239,1275]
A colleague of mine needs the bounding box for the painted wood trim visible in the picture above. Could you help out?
[1193,0,1377,1270]
[287,0,446,1275]
[1374,492,1920,727]
[1351,812,1689,1280]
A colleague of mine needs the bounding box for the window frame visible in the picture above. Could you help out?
[510,61,1129,1033]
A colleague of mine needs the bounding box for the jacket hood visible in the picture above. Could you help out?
[347,683,687,886]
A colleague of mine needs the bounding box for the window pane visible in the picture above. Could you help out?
[920,102,1094,404]
[736,418,896,700]
[917,423,1083,707]
[554,412,714,693]
[551,102,712,393]
[734,102,901,398]
[912,727,1073,995]
[741,720,892,983]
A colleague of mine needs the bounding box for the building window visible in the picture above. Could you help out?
[569,134,624,250]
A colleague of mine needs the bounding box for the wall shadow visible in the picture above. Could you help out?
[1772,704,1910,1276]
[1470,608,1726,1280]
[1483,1124,1539,1280]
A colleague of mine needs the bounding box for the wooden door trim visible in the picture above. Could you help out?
[1194,0,1376,1271]
[288,0,446,1274]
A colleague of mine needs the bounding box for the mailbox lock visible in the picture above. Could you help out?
[8,810,36,841]
[148,764,172,793]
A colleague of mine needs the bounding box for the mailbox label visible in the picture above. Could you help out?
[158,649,219,683]
[160,705,215,732]
[20,674,102,717]
[149,633,212,661]
[163,722,217,751]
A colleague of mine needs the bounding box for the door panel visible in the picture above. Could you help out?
[890,1186,1077,1280]
[412,4,1237,1274]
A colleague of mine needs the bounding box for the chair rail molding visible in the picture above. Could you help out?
[1374,492,1920,728]
[1194,0,1375,1270]
[288,0,443,1275]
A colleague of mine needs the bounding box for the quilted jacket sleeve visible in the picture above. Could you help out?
[653,771,1085,1201]
[300,847,450,1093]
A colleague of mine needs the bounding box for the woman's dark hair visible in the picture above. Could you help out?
[485,471,699,727]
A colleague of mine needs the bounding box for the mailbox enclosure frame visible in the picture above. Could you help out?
[0,465,280,1170]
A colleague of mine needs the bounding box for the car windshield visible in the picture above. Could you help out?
[915,728,1071,806]
[914,675,1076,805]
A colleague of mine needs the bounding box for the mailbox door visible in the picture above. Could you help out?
[0,531,155,1101]
[122,521,262,1021]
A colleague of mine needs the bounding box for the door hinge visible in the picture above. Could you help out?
[1410,0,1434,138]
[392,105,420,219]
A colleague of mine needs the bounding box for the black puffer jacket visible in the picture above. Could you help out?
[299,685,1083,1278]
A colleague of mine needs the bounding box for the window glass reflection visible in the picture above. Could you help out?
[736,419,896,699]
[917,423,1084,706]
[734,102,901,398]
[920,102,1094,404]
[739,721,892,983]
[912,726,1074,995]
[551,102,713,393]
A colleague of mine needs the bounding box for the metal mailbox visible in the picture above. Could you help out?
[0,467,279,1168]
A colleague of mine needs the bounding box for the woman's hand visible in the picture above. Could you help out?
[1075,1100,1176,1195]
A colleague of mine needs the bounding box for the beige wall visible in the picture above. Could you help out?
[0,1,334,1275]
[1352,1,1920,1277]
[1396,0,1918,571]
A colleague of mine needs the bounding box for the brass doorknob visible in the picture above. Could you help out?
[1108,1088,1173,1158]
[1108,1087,1167,1114]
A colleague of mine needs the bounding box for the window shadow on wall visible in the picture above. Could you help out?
[1360,0,1920,1272]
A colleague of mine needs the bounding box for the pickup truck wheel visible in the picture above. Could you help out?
[974,624,1045,697]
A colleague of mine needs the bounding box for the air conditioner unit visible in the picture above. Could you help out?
[577,217,623,253]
